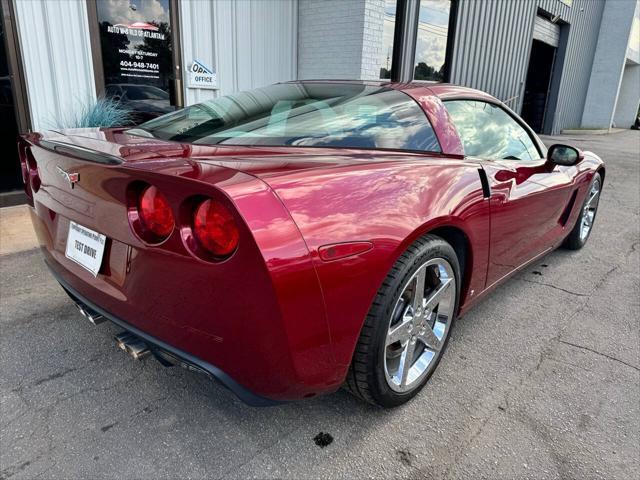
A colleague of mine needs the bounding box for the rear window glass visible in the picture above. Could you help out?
[130,83,441,152]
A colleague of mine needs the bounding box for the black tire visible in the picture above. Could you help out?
[344,234,461,407]
[562,173,602,250]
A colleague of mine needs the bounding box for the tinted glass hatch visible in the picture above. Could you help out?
[130,83,441,152]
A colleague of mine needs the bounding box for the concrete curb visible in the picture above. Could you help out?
[561,128,628,135]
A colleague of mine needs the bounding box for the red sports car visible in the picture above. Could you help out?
[20,81,604,407]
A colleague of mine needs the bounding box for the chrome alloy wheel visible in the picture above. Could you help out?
[580,178,601,241]
[384,258,456,392]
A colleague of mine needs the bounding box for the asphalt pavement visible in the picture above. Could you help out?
[1,130,638,479]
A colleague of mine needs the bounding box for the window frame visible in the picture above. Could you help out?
[440,0,458,83]
[412,0,458,82]
[442,98,546,162]
[390,0,458,83]
[85,0,184,107]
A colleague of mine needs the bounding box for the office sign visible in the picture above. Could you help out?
[188,60,217,89]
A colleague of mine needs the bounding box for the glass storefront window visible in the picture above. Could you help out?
[96,0,176,124]
[378,0,397,79]
[414,0,452,81]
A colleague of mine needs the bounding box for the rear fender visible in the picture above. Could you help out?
[396,216,485,314]
[264,160,490,369]
[218,177,340,392]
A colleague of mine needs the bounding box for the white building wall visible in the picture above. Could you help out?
[613,3,640,129]
[581,0,637,129]
[298,0,384,80]
[625,4,639,65]
[180,0,297,106]
[179,0,217,106]
[613,63,640,128]
[361,0,386,80]
[13,0,96,131]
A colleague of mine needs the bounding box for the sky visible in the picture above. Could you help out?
[97,0,170,26]
[415,0,451,70]
[97,0,171,48]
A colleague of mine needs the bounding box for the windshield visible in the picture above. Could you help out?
[130,83,441,152]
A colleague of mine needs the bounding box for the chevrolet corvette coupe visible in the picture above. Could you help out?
[20,81,604,407]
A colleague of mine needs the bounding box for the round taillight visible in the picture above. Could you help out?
[192,199,239,257]
[137,185,175,240]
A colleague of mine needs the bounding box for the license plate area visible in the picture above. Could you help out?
[64,221,107,277]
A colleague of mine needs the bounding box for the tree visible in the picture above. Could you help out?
[414,62,444,82]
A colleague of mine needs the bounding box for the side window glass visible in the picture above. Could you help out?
[444,100,541,160]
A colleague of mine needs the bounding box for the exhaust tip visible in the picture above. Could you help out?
[86,312,105,325]
[75,302,106,325]
[113,332,150,360]
[128,340,151,360]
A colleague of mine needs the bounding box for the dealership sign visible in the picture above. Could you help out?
[107,22,165,40]
[188,60,218,89]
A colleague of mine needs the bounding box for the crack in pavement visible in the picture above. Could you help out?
[558,339,640,372]
[440,262,625,479]
[517,277,589,297]
[1,366,149,478]
[32,367,78,387]
[218,426,300,478]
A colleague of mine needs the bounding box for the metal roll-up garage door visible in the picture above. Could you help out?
[533,15,560,47]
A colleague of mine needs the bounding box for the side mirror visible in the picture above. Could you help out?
[547,144,583,166]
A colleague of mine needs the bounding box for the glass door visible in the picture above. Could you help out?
[0,0,23,193]
[93,0,182,124]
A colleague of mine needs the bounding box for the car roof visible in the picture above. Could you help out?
[410,83,500,103]
[288,79,500,104]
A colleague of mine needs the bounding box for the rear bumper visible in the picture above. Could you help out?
[48,261,281,407]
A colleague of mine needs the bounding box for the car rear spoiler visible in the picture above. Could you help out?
[38,139,123,165]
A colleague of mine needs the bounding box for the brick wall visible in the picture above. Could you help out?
[297,0,385,80]
[361,0,386,79]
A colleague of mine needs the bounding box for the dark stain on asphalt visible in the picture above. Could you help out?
[541,264,548,268]
[532,271,543,275]
[578,414,591,430]
[33,367,77,386]
[395,448,415,467]
[0,459,32,479]
[101,422,117,433]
[313,432,333,448]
